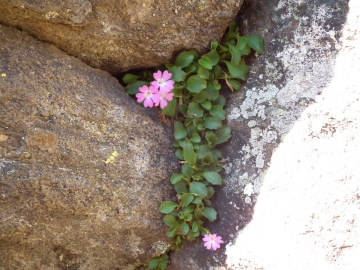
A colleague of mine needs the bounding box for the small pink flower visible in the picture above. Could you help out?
[203,234,223,251]
[156,88,174,109]
[136,85,160,108]
[151,70,174,92]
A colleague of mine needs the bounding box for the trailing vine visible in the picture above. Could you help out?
[122,21,263,269]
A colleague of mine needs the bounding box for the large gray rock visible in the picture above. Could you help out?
[0,25,177,269]
[0,0,243,74]
[170,0,352,269]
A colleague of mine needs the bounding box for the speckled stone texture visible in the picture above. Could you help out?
[169,0,351,269]
[0,25,177,270]
[0,0,243,74]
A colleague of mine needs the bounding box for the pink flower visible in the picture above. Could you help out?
[151,70,174,92]
[203,234,223,251]
[156,88,174,109]
[136,85,160,108]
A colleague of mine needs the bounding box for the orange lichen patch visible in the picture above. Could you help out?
[0,134,8,142]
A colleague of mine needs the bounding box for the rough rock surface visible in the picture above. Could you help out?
[170,0,357,269]
[0,0,243,74]
[0,25,177,270]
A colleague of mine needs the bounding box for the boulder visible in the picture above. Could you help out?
[0,0,244,74]
[0,25,177,269]
[170,0,353,269]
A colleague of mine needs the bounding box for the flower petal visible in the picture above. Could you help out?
[143,98,154,108]
[204,241,212,249]
[159,99,168,109]
[153,70,162,80]
[136,93,146,102]
[152,93,160,106]
[162,70,172,80]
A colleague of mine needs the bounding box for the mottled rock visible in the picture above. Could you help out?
[0,25,177,269]
[0,0,243,74]
[170,0,350,269]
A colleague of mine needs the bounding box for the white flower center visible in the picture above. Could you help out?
[158,79,166,86]
[145,90,152,98]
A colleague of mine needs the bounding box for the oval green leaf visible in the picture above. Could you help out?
[174,121,187,140]
[189,182,208,197]
[202,207,217,221]
[168,65,187,82]
[203,117,222,130]
[198,56,213,69]
[180,222,190,235]
[170,173,183,184]
[159,201,179,214]
[175,51,195,68]
[163,215,178,228]
[202,171,222,185]
[245,35,264,54]
[183,143,197,165]
[215,125,232,144]
[186,75,207,93]
[223,61,249,80]
[181,193,195,207]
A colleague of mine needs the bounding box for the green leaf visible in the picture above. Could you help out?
[229,44,241,65]
[211,149,222,160]
[148,258,159,269]
[213,95,226,106]
[186,75,207,93]
[211,41,218,51]
[197,145,210,159]
[178,212,184,219]
[193,196,202,204]
[174,180,188,194]
[175,149,184,160]
[203,117,222,130]
[123,74,140,84]
[190,182,208,197]
[210,105,226,120]
[202,171,222,185]
[186,124,196,137]
[183,143,197,165]
[202,152,214,165]
[187,102,204,118]
[175,51,195,68]
[182,163,194,179]
[163,215,178,228]
[207,186,215,198]
[181,193,195,207]
[193,117,203,128]
[192,221,199,232]
[191,133,201,143]
[206,82,219,101]
[166,227,177,237]
[237,37,247,50]
[205,50,220,65]
[184,64,197,73]
[202,207,217,221]
[215,125,232,144]
[162,98,177,116]
[192,90,208,103]
[214,82,221,90]
[223,61,249,80]
[179,104,188,116]
[198,56,213,69]
[183,213,193,222]
[198,66,210,79]
[180,222,190,235]
[168,66,187,82]
[125,81,148,95]
[159,261,167,270]
[246,35,264,54]
[205,132,218,146]
[228,79,242,91]
[174,121,187,140]
[187,50,200,61]
[159,201,179,214]
[213,65,222,79]
[239,45,251,56]
[183,205,195,214]
[201,101,212,110]
[194,208,204,219]
[170,174,183,184]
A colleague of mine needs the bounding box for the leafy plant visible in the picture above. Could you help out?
[122,21,263,267]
